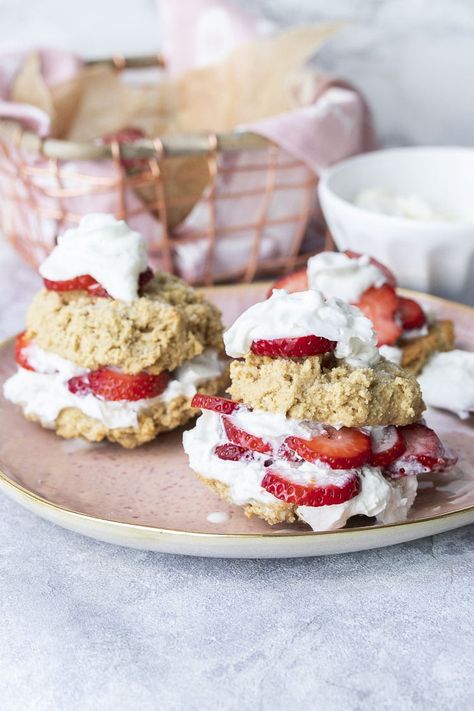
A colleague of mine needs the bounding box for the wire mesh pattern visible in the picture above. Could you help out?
[0,58,321,285]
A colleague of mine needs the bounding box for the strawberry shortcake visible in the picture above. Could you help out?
[183,289,457,531]
[272,251,454,375]
[3,214,228,447]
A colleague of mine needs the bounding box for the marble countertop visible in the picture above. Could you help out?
[0,239,473,710]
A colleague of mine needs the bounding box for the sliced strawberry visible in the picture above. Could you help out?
[214,443,255,462]
[261,468,360,507]
[370,426,406,467]
[268,268,308,298]
[100,127,146,171]
[387,423,457,477]
[286,427,371,470]
[191,393,240,415]
[44,274,109,297]
[44,268,153,299]
[223,417,272,456]
[138,267,154,290]
[356,284,402,347]
[344,250,397,287]
[15,331,35,371]
[251,335,336,358]
[67,368,169,401]
[397,297,426,331]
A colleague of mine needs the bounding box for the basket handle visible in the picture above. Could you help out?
[85,54,166,71]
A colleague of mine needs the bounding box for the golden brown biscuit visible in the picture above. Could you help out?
[27,272,223,374]
[228,353,424,427]
[400,320,455,375]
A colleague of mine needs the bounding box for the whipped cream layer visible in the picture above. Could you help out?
[379,345,403,365]
[224,289,380,368]
[39,214,148,302]
[183,410,417,531]
[418,350,474,419]
[3,345,226,430]
[307,251,387,303]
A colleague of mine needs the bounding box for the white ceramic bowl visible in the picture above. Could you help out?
[318,147,474,304]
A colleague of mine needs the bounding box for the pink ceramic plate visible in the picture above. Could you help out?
[0,284,473,558]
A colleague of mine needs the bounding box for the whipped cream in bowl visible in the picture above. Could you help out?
[223,289,380,368]
[39,213,148,302]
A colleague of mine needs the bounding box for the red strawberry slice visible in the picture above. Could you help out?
[15,331,35,372]
[370,426,406,467]
[100,127,147,171]
[344,250,397,287]
[356,284,403,346]
[268,268,308,297]
[286,427,371,470]
[397,297,426,331]
[261,468,360,507]
[251,335,336,358]
[44,274,109,297]
[44,267,153,299]
[215,443,255,462]
[387,423,457,477]
[191,393,240,415]
[223,417,272,455]
[67,368,169,401]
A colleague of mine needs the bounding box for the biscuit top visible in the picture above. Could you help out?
[39,214,148,302]
[307,251,387,302]
[27,272,224,374]
[223,289,380,368]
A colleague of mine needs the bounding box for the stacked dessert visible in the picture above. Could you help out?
[4,214,228,447]
[184,289,457,530]
[272,251,454,374]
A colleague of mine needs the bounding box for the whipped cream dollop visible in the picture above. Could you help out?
[354,187,457,222]
[224,289,380,368]
[379,345,403,365]
[3,345,226,430]
[39,214,148,302]
[401,325,430,340]
[307,251,387,303]
[183,410,418,531]
[418,350,474,419]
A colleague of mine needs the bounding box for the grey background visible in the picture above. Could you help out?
[1,2,474,709]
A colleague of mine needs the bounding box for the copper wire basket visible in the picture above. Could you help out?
[0,54,325,285]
